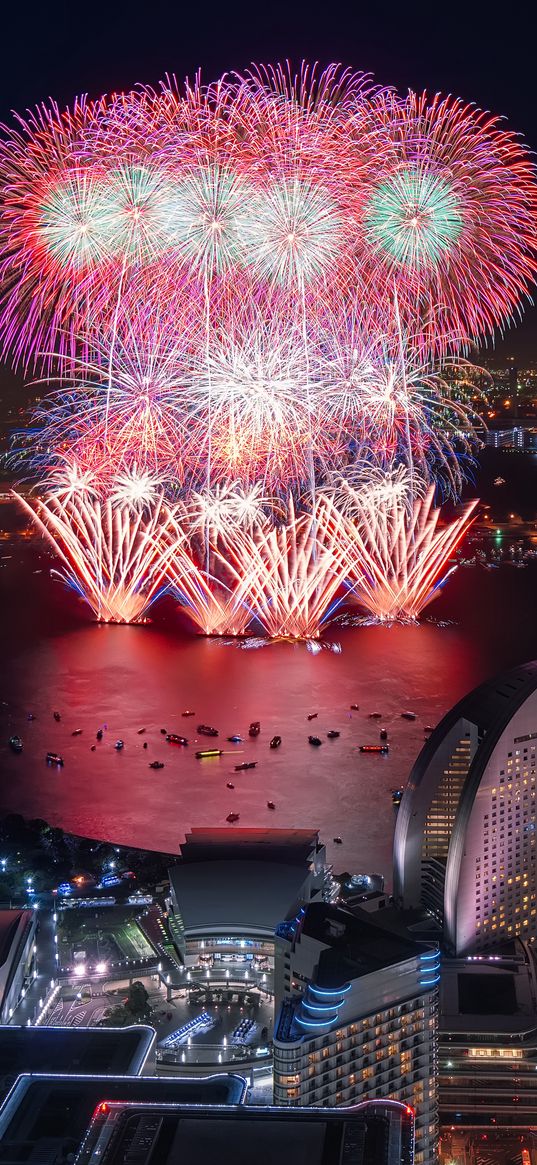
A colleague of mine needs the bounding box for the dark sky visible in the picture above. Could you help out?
[1,0,536,364]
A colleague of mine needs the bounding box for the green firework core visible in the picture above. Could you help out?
[364,167,463,271]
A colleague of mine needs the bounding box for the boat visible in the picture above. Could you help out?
[72,729,83,736]
[96,730,103,741]
[197,724,219,737]
[493,476,506,485]
[160,728,167,734]
[359,744,389,754]
[226,782,235,789]
[267,801,276,810]
[27,713,36,721]
[423,725,434,733]
[46,752,64,766]
[90,745,96,752]
[307,713,318,721]
[308,735,322,746]
[392,788,404,806]
[166,733,188,746]
[195,748,223,759]
[9,735,23,753]
[149,761,164,770]
[401,711,417,721]
[226,812,240,823]
[115,740,124,750]
[182,710,195,717]
[53,711,61,722]
[137,728,146,735]
[369,712,382,719]
[379,728,388,741]
[249,721,261,737]
[227,734,243,743]
[333,836,343,844]
[143,742,148,749]
[350,703,359,711]
[235,761,257,771]
[327,730,340,739]
[270,735,282,749]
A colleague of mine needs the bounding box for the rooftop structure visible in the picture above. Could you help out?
[75,1099,414,1165]
[393,660,537,954]
[0,1073,247,1162]
[0,1024,155,1105]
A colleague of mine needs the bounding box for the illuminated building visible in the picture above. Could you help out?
[272,902,439,1165]
[393,661,537,955]
[439,940,537,1134]
[0,910,37,1025]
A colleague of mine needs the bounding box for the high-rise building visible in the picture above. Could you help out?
[393,661,537,955]
[272,902,439,1165]
[438,940,537,1135]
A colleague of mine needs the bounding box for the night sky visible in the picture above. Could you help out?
[1,0,536,366]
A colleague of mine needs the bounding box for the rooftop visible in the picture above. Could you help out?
[301,903,429,987]
[0,1025,155,1103]
[169,859,313,936]
[180,829,321,865]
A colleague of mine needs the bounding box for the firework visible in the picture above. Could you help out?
[15,487,173,624]
[338,483,478,622]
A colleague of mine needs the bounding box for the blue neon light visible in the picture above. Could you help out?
[296,1017,335,1029]
[419,975,441,986]
[302,1002,340,1016]
[309,983,351,998]
[420,950,440,961]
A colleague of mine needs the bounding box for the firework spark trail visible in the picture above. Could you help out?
[14,489,174,624]
[338,484,478,622]
[223,496,351,639]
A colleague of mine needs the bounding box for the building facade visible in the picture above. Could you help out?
[272,903,439,1165]
[439,941,537,1134]
[0,910,37,1025]
[393,661,537,954]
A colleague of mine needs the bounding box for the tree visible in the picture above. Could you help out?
[126,980,150,1019]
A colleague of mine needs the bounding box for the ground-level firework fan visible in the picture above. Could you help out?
[1,62,535,633]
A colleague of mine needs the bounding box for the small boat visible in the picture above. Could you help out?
[307,713,318,721]
[350,704,359,711]
[46,752,64,766]
[160,728,167,735]
[182,710,195,717]
[195,748,223,759]
[494,476,506,486]
[333,836,343,844]
[359,744,389,754]
[308,736,322,746]
[401,711,417,721]
[53,711,61,722]
[392,788,404,806]
[96,730,103,741]
[72,729,83,736]
[226,812,240,823]
[235,761,257,771]
[197,724,219,737]
[270,735,282,749]
[143,742,148,749]
[166,733,188,746]
[115,739,124,750]
[226,782,235,789]
[137,728,146,735]
[267,801,276,810]
[27,713,36,721]
[327,730,340,740]
[369,712,382,719]
[249,721,261,737]
[379,728,388,741]
[9,735,23,753]
[227,734,243,743]
[423,725,434,733]
[90,745,96,752]
[149,761,164,770]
